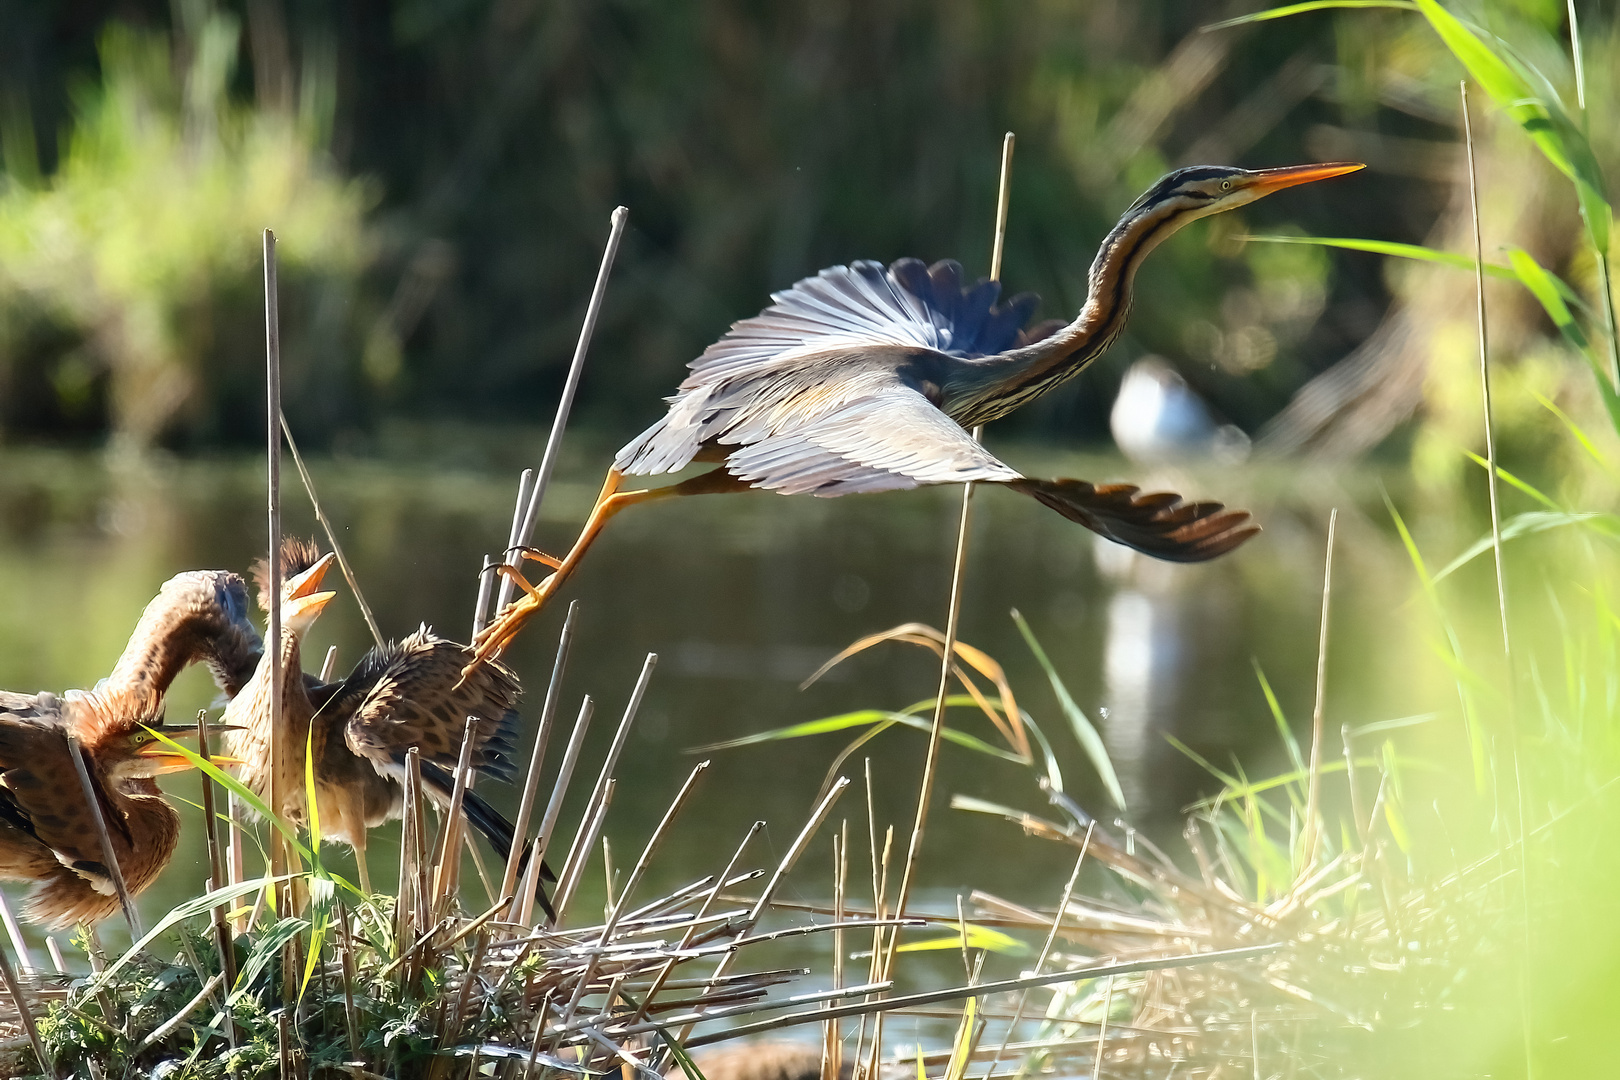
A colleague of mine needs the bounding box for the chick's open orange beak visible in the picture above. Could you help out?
[136,743,244,774]
[286,552,336,600]
[1241,161,1364,196]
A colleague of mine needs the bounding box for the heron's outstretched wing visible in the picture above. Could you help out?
[722,381,1022,495]
[689,258,1037,384]
[1008,478,1259,562]
[618,259,1041,475]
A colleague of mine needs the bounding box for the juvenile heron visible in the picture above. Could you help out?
[471,161,1363,665]
[227,540,544,908]
[0,570,252,927]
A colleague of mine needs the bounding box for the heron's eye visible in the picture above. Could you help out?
[1220,179,1233,192]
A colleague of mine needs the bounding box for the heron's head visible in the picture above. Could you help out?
[1127,162,1364,227]
[104,724,244,779]
[283,551,337,637]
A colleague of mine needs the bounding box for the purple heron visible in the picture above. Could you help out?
[0,570,253,927]
[471,161,1364,666]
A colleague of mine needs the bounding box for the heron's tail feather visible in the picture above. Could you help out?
[1008,477,1258,562]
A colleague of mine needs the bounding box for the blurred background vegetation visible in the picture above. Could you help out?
[1,0,1612,477]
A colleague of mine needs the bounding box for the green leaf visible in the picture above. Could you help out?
[1509,248,1590,351]
[1202,1,1415,32]
[146,725,314,865]
[91,874,295,989]
[1534,391,1619,479]
[1012,610,1125,811]
[690,708,1024,763]
[1460,450,1560,511]
[897,925,1032,958]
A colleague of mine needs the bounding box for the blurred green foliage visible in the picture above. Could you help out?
[0,3,371,448]
[0,0,1614,468]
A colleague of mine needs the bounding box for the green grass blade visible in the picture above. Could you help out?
[1012,610,1126,810]
[1534,391,1619,478]
[1460,450,1562,511]
[1434,511,1616,583]
[1202,1,1414,32]
[898,925,1032,957]
[147,725,315,865]
[1244,234,1516,277]
[1252,661,1305,776]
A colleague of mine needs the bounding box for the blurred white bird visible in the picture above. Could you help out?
[1110,357,1250,465]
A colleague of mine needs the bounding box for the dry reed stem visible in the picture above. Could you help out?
[883,129,1017,993]
[0,893,33,976]
[280,413,384,647]
[65,736,140,936]
[1299,509,1337,873]
[553,779,616,923]
[262,229,290,944]
[479,469,534,635]
[433,717,481,913]
[495,206,630,617]
[502,601,579,904]
[523,694,595,925]
[983,823,1094,1080]
[0,938,49,1076]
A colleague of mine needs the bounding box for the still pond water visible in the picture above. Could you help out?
[0,434,1442,977]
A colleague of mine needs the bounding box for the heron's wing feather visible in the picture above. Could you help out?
[686,258,1037,384]
[342,628,521,782]
[724,381,1022,495]
[1009,478,1260,562]
[0,715,117,879]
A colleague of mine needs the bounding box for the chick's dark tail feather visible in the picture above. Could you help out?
[419,760,557,921]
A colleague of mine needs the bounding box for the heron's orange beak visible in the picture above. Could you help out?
[1241,161,1364,196]
[286,552,336,600]
[136,743,245,774]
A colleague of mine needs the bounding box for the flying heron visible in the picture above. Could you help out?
[468,161,1363,666]
[226,540,546,909]
[0,569,252,927]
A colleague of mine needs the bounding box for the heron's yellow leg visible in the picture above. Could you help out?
[490,563,546,603]
[352,827,373,896]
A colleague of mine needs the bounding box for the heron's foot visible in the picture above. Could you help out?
[509,545,564,570]
[489,563,549,604]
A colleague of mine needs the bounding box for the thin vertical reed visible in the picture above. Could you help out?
[1300,510,1336,872]
[280,415,384,647]
[552,779,615,922]
[1092,975,1115,1080]
[1463,80,1531,1080]
[882,131,1016,986]
[195,711,237,1042]
[555,654,657,909]
[480,470,534,634]
[335,900,361,1061]
[432,716,481,912]
[521,695,595,925]
[318,645,339,683]
[263,229,291,940]
[45,938,65,975]
[397,749,421,953]
[502,602,579,902]
[496,207,630,616]
[66,735,140,936]
[0,893,34,974]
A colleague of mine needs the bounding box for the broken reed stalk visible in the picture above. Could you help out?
[194,710,238,1042]
[823,822,848,1080]
[552,779,615,924]
[0,938,51,1077]
[633,820,764,1039]
[65,735,141,937]
[1299,509,1336,872]
[280,414,384,648]
[675,777,851,1046]
[501,601,579,903]
[882,128,1016,984]
[478,469,535,635]
[553,653,657,915]
[0,892,34,975]
[984,823,1093,1080]
[432,716,481,913]
[681,943,1279,1050]
[521,694,595,925]
[495,206,631,617]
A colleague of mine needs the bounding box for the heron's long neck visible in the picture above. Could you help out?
[946,200,1182,427]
